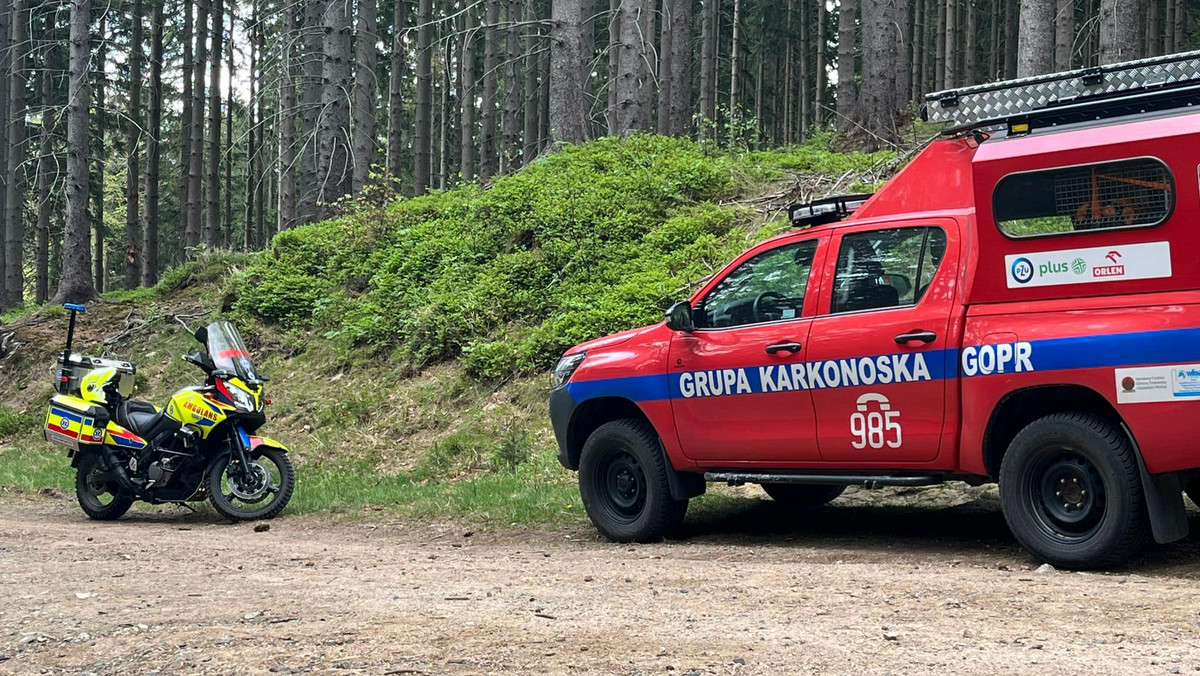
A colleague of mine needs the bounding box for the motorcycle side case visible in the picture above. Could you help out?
[44,394,111,456]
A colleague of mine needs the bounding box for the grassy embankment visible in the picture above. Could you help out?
[0,134,894,527]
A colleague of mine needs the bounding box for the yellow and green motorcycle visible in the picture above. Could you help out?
[43,304,295,521]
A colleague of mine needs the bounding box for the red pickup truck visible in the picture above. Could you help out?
[549,53,1200,569]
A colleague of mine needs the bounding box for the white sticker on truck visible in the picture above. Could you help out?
[1115,363,1200,404]
[1005,241,1171,289]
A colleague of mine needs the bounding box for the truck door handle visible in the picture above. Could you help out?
[894,330,937,345]
[765,341,803,355]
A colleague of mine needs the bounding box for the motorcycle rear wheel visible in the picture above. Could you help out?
[208,448,295,521]
[76,453,134,520]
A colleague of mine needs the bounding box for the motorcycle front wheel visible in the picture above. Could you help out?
[208,448,295,521]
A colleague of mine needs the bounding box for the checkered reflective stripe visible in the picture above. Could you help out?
[924,51,1200,126]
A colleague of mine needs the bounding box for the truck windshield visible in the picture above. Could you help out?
[205,321,262,383]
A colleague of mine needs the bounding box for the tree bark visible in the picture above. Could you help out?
[501,0,521,172]
[1146,0,1161,57]
[386,0,405,180]
[299,0,325,221]
[481,0,499,180]
[799,0,809,139]
[185,0,208,254]
[934,0,945,88]
[605,0,619,135]
[3,0,26,306]
[858,0,901,148]
[1172,0,1184,55]
[613,0,650,134]
[205,0,222,248]
[944,0,957,86]
[124,0,143,290]
[35,10,54,302]
[550,0,589,143]
[414,0,432,193]
[245,11,258,250]
[816,0,827,124]
[666,0,691,136]
[729,0,740,119]
[1004,0,1018,76]
[254,12,266,246]
[523,0,540,159]
[912,0,925,99]
[319,0,353,204]
[1054,0,1073,69]
[656,0,673,135]
[352,0,378,192]
[92,22,106,291]
[698,0,717,137]
[438,27,451,188]
[54,0,95,303]
[964,0,975,84]
[460,4,476,180]
[224,34,233,245]
[1099,0,1138,62]
[279,0,298,231]
[1017,0,1054,76]
[143,0,163,285]
[836,0,858,127]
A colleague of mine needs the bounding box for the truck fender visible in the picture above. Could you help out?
[665,463,706,501]
[1123,424,1188,544]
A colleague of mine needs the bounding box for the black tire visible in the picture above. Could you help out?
[999,412,1149,570]
[75,453,134,521]
[578,419,688,542]
[761,483,846,506]
[208,448,295,522]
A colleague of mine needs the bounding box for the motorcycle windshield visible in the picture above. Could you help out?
[206,321,262,383]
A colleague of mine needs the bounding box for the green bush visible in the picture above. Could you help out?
[0,406,34,439]
[235,134,886,379]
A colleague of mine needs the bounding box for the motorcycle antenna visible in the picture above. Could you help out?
[58,303,85,394]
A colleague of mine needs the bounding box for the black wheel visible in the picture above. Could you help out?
[578,419,688,542]
[1185,478,1200,510]
[208,448,295,521]
[761,483,846,506]
[999,413,1149,569]
[75,453,134,521]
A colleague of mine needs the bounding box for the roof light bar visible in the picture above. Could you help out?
[788,193,874,228]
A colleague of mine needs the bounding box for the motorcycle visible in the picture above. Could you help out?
[42,303,295,521]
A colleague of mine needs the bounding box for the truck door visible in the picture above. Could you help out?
[669,235,827,463]
[806,221,958,463]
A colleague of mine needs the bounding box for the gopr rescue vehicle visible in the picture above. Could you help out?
[550,51,1200,569]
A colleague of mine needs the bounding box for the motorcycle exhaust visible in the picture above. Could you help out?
[97,447,141,494]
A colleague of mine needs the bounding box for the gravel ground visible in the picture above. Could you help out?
[2,490,1200,676]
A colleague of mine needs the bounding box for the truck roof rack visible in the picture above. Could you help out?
[788,193,874,228]
[923,51,1200,135]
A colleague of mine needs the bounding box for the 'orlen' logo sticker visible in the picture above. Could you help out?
[1004,241,1171,288]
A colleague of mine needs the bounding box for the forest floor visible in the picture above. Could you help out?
[3,495,1200,676]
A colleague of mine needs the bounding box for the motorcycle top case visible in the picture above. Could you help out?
[44,394,112,453]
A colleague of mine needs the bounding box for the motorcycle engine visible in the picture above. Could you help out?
[147,456,179,485]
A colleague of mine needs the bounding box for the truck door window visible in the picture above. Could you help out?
[831,227,946,314]
[994,158,1173,237]
[695,240,818,329]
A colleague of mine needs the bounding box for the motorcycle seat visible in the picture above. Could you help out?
[117,400,171,440]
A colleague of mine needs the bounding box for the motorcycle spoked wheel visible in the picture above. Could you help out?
[207,448,295,521]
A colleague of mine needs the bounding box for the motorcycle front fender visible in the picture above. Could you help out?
[248,435,290,454]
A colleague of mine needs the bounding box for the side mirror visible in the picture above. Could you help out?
[664,301,695,332]
[194,326,208,346]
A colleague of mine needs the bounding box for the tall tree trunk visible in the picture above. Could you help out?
[836,0,858,126]
[54,0,94,303]
[3,0,26,306]
[944,0,957,86]
[729,0,740,119]
[913,0,925,99]
[858,0,900,148]
[460,4,476,180]
[523,0,540,158]
[143,0,163,286]
[1172,0,1184,54]
[0,0,9,307]
[319,0,353,204]
[481,0,499,179]
[352,0,378,192]
[605,0,619,135]
[1146,0,1161,57]
[414,0,432,192]
[613,0,650,133]
[438,29,451,189]
[799,0,809,139]
[656,0,673,134]
[539,29,550,149]
[299,0,326,221]
[1099,0,1138,62]
[1055,0,1073,69]
[124,0,143,290]
[255,15,266,248]
[581,0,594,113]
[1018,0,1054,76]
[964,0,976,83]
[667,0,691,136]
[698,0,717,138]
[279,1,298,230]
[178,0,193,260]
[934,0,945,88]
[92,22,105,292]
[1004,0,1018,76]
[501,0,521,172]
[205,0,222,247]
[224,35,233,245]
[35,11,54,302]
[186,0,208,254]
[636,0,653,117]
[550,0,589,143]
[386,0,405,180]
[245,11,257,250]
[816,0,827,124]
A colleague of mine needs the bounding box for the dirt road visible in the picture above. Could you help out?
[3,492,1200,676]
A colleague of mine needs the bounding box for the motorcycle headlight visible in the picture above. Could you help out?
[228,384,258,412]
[552,353,586,388]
